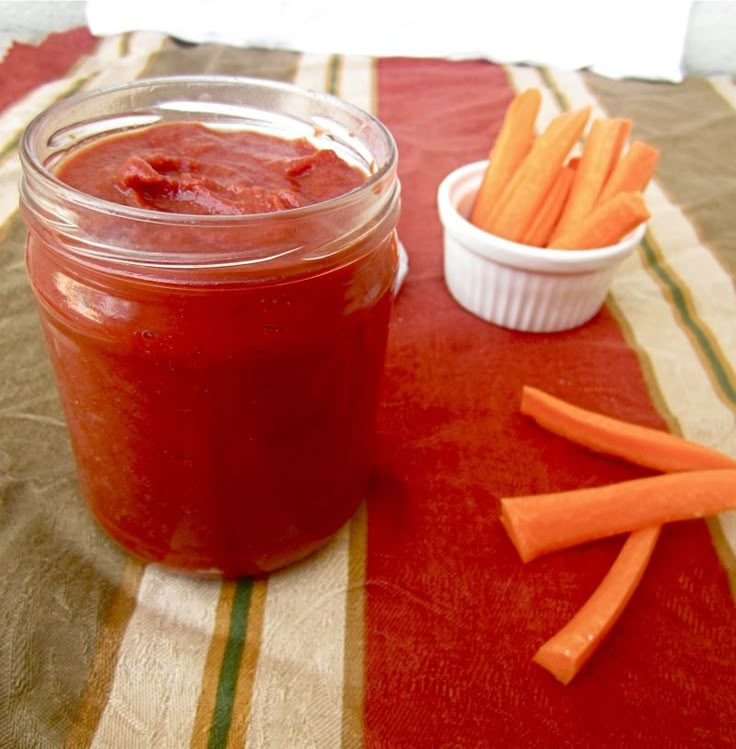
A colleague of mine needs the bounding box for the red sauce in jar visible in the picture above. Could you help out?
[57,121,366,214]
[28,121,398,577]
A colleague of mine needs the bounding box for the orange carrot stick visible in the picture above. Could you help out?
[522,385,736,682]
[500,469,736,563]
[547,191,650,250]
[598,140,660,205]
[551,117,631,242]
[486,106,591,242]
[521,385,736,472]
[533,525,660,684]
[521,164,575,247]
[470,88,541,230]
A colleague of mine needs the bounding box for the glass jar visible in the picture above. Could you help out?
[20,76,400,578]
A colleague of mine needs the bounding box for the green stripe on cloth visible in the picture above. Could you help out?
[537,66,571,112]
[327,54,342,95]
[208,579,253,749]
[640,232,736,406]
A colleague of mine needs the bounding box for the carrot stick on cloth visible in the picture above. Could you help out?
[598,140,660,205]
[550,117,631,243]
[500,469,736,563]
[486,106,591,242]
[533,525,661,684]
[521,164,575,248]
[547,190,650,250]
[519,386,736,683]
[470,88,541,231]
[521,385,736,472]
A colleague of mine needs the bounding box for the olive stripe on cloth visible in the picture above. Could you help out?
[544,65,736,571]
[585,74,736,279]
[140,36,302,81]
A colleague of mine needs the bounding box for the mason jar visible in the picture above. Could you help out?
[20,76,400,578]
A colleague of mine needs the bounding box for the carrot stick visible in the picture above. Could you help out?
[598,140,660,205]
[521,164,575,247]
[521,385,736,472]
[521,386,736,682]
[486,106,591,242]
[500,469,736,563]
[533,525,660,684]
[550,117,631,243]
[547,191,650,250]
[470,88,541,230]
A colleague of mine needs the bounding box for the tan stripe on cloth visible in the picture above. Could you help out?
[225,579,268,749]
[189,580,237,747]
[509,64,736,589]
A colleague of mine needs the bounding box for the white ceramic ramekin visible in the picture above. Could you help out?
[437,160,646,333]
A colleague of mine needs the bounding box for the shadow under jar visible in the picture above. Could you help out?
[20,76,401,578]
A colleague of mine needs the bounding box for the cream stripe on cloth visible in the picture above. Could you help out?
[246,526,351,748]
[708,75,736,108]
[244,52,371,749]
[90,569,221,747]
[505,65,736,560]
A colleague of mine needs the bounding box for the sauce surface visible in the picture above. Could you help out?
[29,120,397,576]
[56,121,366,215]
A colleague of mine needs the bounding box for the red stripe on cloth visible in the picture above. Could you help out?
[0,27,97,114]
[366,56,736,747]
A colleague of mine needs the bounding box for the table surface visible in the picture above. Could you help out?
[2,27,736,749]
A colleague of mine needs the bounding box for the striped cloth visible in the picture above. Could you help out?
[1,28,736,749]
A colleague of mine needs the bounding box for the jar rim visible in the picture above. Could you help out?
[20,74,398,228]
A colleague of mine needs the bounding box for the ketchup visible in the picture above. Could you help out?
[25,120,398,577]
